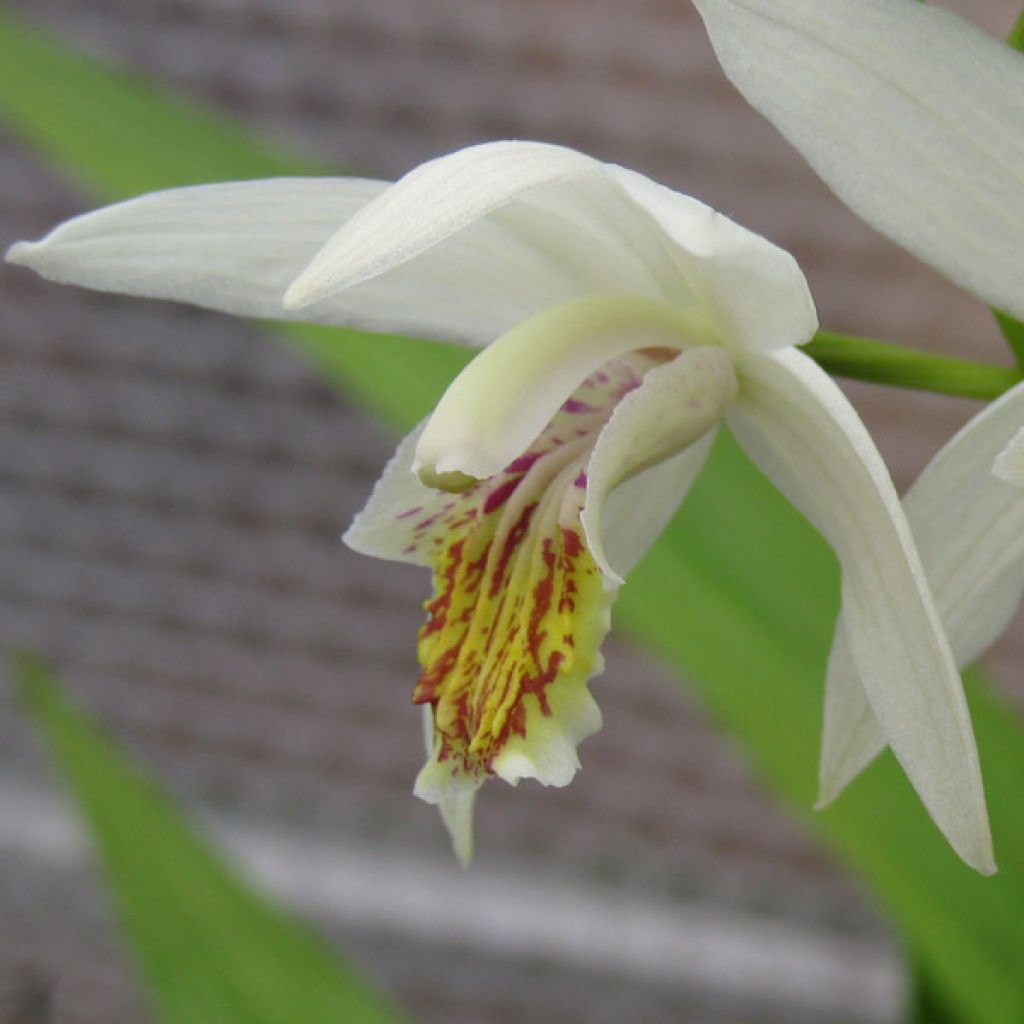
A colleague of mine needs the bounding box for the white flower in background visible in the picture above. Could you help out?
[6,140,993,871]
[692,0,1024,321]
[691,0,1024,833]
[821,382,1024,812]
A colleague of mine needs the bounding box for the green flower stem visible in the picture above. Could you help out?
[803,331,1023,400]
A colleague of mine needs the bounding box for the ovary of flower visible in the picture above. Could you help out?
[5,139,993,872]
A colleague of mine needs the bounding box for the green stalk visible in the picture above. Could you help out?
[803,331,1022,400]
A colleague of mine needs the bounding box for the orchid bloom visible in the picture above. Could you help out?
[692,0,1024,850]
[6,141,992,871]
[821,381,1024,815]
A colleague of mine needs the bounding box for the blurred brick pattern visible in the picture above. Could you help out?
[1,1,1022,1022]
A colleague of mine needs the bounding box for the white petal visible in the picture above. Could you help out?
[728,347,993,873]
[7,178,384,321]
[414,295,716,484]
[438,789,477,868]
[816,632,886,811]
[342,421,447,567]
[490,665,605,789]
[993,425,1024,486]
[581,347,735,583]
[596,433,717,583]
[285,141,602,307]
[821,382,1024,806]
[418,705,477,866]
[693,0,1024,320]
[6,176,595,345]
[285,140,815,351]
[606,166,818,355]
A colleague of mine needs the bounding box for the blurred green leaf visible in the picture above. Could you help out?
[3,10,1024,1022]
[15,654,406,1024]
[1009,10,1024,53]
[907,961,968,1024]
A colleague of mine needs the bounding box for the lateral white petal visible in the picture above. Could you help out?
[607,166,818,356]
[7,177,601,345]
[821,381,1024,805]
[285,141,604,307]
[582,347,734,583]
[729,347,993,873]
[693,0,1024,319]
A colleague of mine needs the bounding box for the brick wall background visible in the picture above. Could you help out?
[1,2,1021,1022]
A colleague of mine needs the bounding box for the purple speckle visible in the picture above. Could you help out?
[506,451,543,474]
[563,399,597,414]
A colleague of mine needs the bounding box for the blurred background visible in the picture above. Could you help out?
[1,1,1022,1021]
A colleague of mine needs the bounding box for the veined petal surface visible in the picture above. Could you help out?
[607,166,818,356]
[821,381,1024,808]
[728,347,993,873]
[286,140,819,352]
[285,141,601,306]
[693,0,1024,320]
[7,177,604,344]
[581,347,735,583]
[993,425,1024,486]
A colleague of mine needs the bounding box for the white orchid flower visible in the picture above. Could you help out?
[6,140,992,871]
[691,0,1023,848]
[692,0,1024,322]
[821,381,1024,817]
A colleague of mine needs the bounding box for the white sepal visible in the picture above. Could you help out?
[8,178,382,321]
[7,176,598,346]
[693,0,1024,319]
[820,381,1024,809]
[728,347,994,874]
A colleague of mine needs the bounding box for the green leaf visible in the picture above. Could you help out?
[906,961,969,1024]
[14,654,406,1024]
[1009,10,1024,54]
[3,11,1024,1022]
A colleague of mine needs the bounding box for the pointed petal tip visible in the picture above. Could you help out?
[811,792,834,813]
[5,239,35,266]
[281,274,319,311]
[960,831,997,876]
